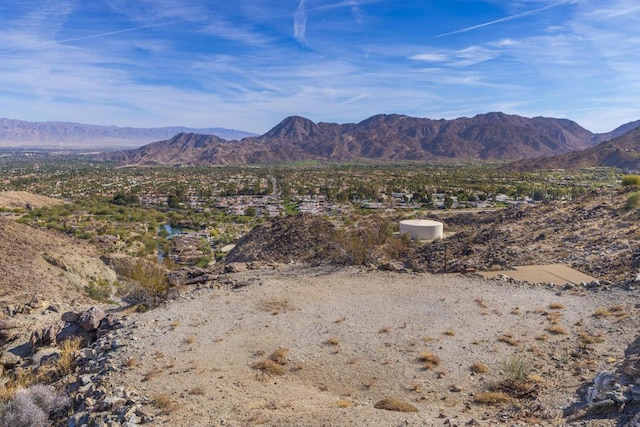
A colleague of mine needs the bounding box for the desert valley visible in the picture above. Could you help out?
[0,113,639,427]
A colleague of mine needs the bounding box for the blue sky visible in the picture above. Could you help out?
[0,0,638,134]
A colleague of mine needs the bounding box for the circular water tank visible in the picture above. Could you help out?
[399,219,443,241]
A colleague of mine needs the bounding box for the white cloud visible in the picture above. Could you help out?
[293,0,307,45]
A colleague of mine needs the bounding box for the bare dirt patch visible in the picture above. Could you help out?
[0,191,65,209]
[97,265,639,426]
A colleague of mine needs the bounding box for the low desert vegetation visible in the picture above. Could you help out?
[324,337,340,346]
[545,325,568,335]
[0,384,70,427]
[336,399,353,408]
[548,302,565,310]
[592,307,613,318]
[268,348,289,365]
[418,351,441,370]
[373,398,418,412]
[153,393,179,414]
[470,362,490,374]
[251,359,286,376]
[473,391,512,405]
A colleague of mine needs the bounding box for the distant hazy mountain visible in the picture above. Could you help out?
[103,112,600,165]
[0,118,257,149]
[505,126,640,171]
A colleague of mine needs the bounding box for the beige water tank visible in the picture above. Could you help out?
[399,219,443,241]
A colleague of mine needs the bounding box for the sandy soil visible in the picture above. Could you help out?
[99,265,638,426]
[0,191,65,209]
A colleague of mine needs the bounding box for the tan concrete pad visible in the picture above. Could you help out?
[479,264,596,285]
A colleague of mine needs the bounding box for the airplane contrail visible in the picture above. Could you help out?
[1,21,174,54]
[434,0,577,38]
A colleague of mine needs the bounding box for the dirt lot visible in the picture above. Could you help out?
[98,265,639,426]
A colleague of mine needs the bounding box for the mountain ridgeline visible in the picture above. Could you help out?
[104,112,610,165]
[505,125,640,171]
[0,117,257,149]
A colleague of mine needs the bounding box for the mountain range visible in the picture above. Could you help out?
[505,125,640,171]
[0,118,256,149]
[102,112,639,166]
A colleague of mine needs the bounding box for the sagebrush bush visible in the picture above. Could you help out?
[0,385,69,427]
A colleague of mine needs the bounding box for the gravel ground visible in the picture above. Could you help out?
[97,265,639,426]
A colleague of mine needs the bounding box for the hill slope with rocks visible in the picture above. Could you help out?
[103,112,603,165]
[0,117,256,149]
[0,217,116,309]
[505,126,640,171]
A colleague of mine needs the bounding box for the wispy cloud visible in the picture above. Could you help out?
[435,0,577,38]
[0,22,175,54]
[293,0,307,45]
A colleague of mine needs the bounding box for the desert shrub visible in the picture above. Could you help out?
[333,217,394,265]
[625,191,640,209]
[251,359,286,375]
[120,258,168,307]
[373,398,418,412]
[502,355,532,382]
[84,277,112,302]
[0,384,69,427]
[622,175,640,186]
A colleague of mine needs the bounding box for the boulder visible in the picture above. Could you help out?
[56,323,93,347]
[30,320,66,349]
[96,315,123,339]
[62,311,80,322]
[78,306,106,332]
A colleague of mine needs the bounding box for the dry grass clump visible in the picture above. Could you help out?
[251,359,286,376]
[183,335,196,345]
[443,329,456,337]
[268,348,289,365]
[336,399,353,408]
[0,337,81,402]
[577,329,604,345]
[378,326,390,333]
[473,391,512,405]
[142,370,158,382]
[188,387,205,396]
[252,348,290,376]
[503,355,532,382]
[418,351,441,370]
[497,333,519,347]
[258,298,293,315]
[124,357,139,368]
[153,393,179,413]
[169,320,179,331]
[545,325,568,335]
[56,337,81,375]
[510,307,521,315]
[474,298,489,309]
[373,398,418,412]
[548,302,565,310]
[470,362,489,374]
[536,333,549,342]
[592,307,612,318]
[324,337,340,346]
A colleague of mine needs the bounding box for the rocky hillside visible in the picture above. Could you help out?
[226,190,640,283]
[0,217,116,309]
[506,126,640,171]
[102,112,601,165]
[0,117,256,149]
